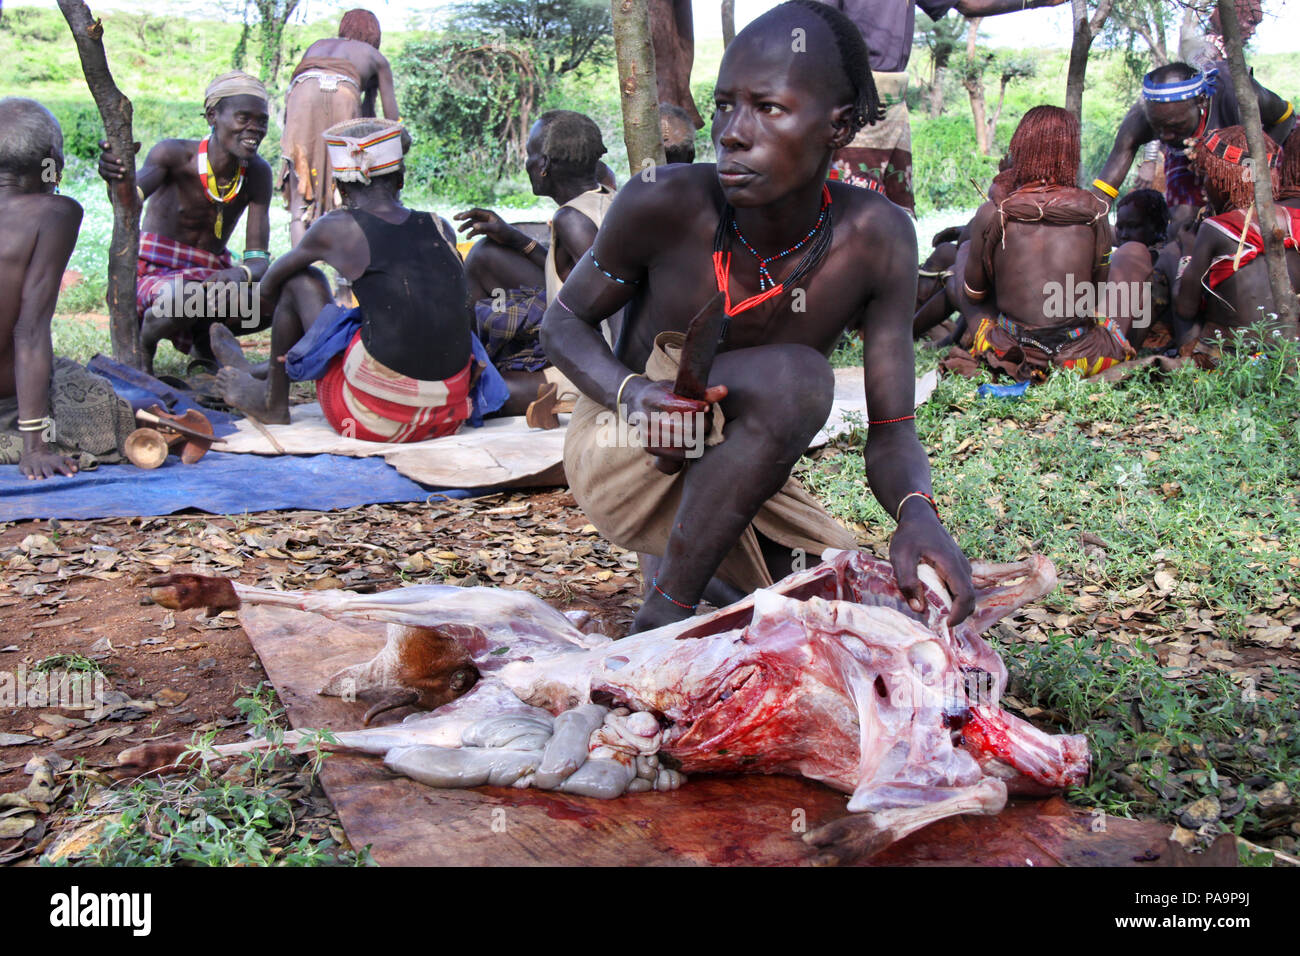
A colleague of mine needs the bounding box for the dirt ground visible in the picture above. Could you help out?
[0,490,643,862]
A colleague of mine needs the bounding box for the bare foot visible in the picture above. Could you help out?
[216,366,290,424]
[208,322,252,372]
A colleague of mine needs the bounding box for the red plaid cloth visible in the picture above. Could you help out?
[316,330,471,443]
[136,232,233,317]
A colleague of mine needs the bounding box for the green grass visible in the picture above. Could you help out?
[802,336,1300,848]
[46,684,370,867]
[33,653,109,674]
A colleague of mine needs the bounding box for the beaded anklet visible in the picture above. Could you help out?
[651,577,697,611]
[869,414,915,425]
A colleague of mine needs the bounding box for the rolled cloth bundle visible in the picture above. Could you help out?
[204,71,269,112]
[325,117,409,184]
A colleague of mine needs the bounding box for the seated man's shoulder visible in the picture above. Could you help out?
[12,192,83,227]
[603,164,718,246]
[830,183,917,253]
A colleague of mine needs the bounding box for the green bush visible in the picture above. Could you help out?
[912,114,1000,215]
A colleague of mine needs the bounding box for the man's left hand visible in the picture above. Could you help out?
[889,502,974,623]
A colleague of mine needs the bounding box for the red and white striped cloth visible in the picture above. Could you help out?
[136,231,233,317]
[316,329,471,443]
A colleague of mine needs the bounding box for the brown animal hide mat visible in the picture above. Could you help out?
[241,603,1219,867]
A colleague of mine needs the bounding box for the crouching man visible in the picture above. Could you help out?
[542,2,974,632]
[98,71,273,373]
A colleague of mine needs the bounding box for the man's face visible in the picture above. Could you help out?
[711,18,845,207]
[1115,202,1160,246]
[209,95,269,162]
[1143,97,1205,146]
[524,121,549,197]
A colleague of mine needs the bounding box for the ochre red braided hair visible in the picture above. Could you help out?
[993,105,1080,194]
[1189,124,1280,212]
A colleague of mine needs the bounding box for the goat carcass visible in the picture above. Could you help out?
[128,550,1088,861]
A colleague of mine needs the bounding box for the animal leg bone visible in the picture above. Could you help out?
[804,778,1008,865]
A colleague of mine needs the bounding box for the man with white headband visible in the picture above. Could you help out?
[209,118,502,441]
[1090,61,1294,223]
[98,70,273,374]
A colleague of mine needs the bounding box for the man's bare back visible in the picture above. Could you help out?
[0,191,82,399]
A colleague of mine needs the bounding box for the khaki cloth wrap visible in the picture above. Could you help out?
[563,331,859,594]
[280,57,365,223]
[0,359,135,468]
[545,184,617,352]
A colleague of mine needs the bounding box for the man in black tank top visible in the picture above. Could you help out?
[213,118,481,441]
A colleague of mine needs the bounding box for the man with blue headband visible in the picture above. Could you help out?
[1090,61,1294,222]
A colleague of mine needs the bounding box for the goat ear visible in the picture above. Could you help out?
[148,573,239,612]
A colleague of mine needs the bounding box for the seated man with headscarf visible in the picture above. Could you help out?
[1173,126,1300,367]
[943,106,1137,383]
[281,8,399,246]
[1,98,135,478]
[1091,62,1295,226]
[97,71,274,375]
[211,119,503,439]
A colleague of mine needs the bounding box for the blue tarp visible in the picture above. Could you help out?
[0,357,482,521]
[0,451,451,521]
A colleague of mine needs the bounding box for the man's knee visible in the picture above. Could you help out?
[463,241,498,290]
[733,344,834,440]
[285,266,330,307]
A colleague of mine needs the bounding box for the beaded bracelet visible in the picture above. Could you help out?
[895,491,939,523]
[651,577,697,611]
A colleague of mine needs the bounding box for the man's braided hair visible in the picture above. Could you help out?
[780,0,884,135]
[536,110,606,179]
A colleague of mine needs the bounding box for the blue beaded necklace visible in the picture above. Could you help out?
[729,185,831,291]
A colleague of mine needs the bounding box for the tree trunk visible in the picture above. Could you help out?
[1215,0,1298,325]
[988,75,1010,149]
[58,0,143,370]
[612,0,666,173]
[963,20,989,156]
[928,65,947,119]
[1064,0,1114,124]
[721,0,735,49]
